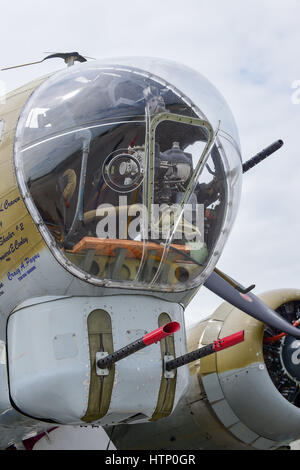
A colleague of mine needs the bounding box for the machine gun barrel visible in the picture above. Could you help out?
[242,139,283,173]
[165,330,244,371]
[97,321,180,369]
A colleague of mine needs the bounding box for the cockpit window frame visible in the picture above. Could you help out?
[136,112,215,285]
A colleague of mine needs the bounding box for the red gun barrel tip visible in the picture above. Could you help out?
[163,322,180,334]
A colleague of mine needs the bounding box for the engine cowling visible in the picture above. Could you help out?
[196,288,300,449]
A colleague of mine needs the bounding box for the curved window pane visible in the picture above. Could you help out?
[15,62,242,292]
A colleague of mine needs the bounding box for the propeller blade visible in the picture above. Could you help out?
[204,270,300,339]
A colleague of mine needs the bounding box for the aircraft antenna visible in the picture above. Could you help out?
[1,52,94,71]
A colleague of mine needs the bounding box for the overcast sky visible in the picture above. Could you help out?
[0,0,300,325]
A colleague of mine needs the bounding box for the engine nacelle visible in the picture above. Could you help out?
[196,288,300,449]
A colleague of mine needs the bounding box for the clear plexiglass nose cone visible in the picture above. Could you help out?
[15,57,242,292]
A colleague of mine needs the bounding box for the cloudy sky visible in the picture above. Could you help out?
[0,0,300,325]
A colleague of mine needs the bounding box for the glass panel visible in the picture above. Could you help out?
[23,120,147,281]
[137,117,228,289]
[15,62,242,292]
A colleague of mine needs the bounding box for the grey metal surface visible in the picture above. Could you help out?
[202,373,224,403]
[211,399,239,428]
[228,422,258,444]
[6,294,189,427]
[251,436,278,450]
[96,295,189,425]
[291,439,300,450]
[7,296,91,424]
[219,363,300,444]
[107,373,251,450]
